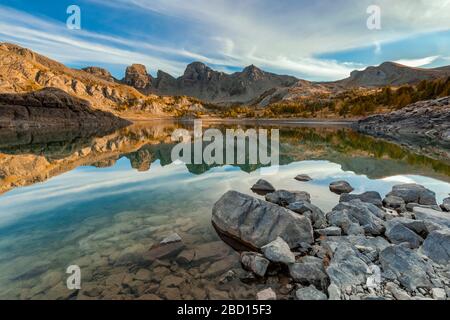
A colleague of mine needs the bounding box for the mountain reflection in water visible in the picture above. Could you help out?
[0,120,449,300]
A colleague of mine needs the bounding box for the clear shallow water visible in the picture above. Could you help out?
[0,121,449,300]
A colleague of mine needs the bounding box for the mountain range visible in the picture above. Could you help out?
[1,42,450,116]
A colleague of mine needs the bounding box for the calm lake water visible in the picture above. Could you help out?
[0,120,449,300]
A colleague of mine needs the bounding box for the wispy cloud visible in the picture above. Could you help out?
[1,0,450,80]
[394,56,440,68]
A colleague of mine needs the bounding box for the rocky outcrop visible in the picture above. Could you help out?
[211,181,450,300]
[0,88,130,129]
[123,64,153,90]
[82,67,117,83]
[356,96,450,159]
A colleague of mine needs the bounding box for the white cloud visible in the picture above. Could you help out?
[394,56,440,68]
[1,0,450,80]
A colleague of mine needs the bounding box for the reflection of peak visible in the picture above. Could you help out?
[127,149,152,172]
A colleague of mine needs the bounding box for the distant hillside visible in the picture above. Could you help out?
[333,62,450,88]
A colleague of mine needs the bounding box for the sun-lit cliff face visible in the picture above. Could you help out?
[0,43,209,119]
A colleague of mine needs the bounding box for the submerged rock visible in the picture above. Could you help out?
[265,190,311,207]
[240,252,270,277]
[261,237,296,264]
[251,179,275,194]
[329,181,354,195]
[160,233,182,245]
[295,285,327,300]
[421,229,450,265]
[212,191,314,250]
[340,191,383,208]
[386,184,437,206]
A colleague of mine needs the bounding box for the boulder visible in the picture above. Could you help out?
[325,242,370,288]
[316,227,342,237]
[329,181,354,195]
[212,191,314,249]
[386,184,437,205]
[383,195,406,212]
[261,237,296,264]
[387,217,428,237]
[240,252,270,277]
[406,203,442,212]
[413,207,450,231]
[421,229,450,265]
[289,256,329,290]
[340,191,383,208]
[327,200,385,236]
[287,201,327,229]
[295,285,327,300]
[295,174,312,182]
[265,190,311,206]
[251,179,275,194]
[379,245,435,291]
[256,288,277,300]
[385,220,424,249]
[441,197,450,212]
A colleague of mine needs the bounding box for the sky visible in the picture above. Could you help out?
[0,0,450,81]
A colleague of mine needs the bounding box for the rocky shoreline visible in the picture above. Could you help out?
[0,88,131,130]
[355,96,450,160]
[212,179,450,300]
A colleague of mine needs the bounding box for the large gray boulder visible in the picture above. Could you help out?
[265,190,311,206]
[329,181,354,195]
[212,191,314,250]
[340,191,383,208]
[413,207,450,231]
[261,237,296,264]
[421,229,450,265]
[287,201,327,229]
[240,252,270,277]
[327,200,385,236]
[379,245,435,291]
[386,184,437,205]
[385,220,424,249]
[289,256,329,290]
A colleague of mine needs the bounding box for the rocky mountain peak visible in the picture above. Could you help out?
[183,62,214,81]
[242,64,264,80]
[123,64,152,89]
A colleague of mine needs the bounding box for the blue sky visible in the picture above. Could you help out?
[1,0,450,81]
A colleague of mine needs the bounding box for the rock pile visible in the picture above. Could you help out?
[212,182,450,300]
